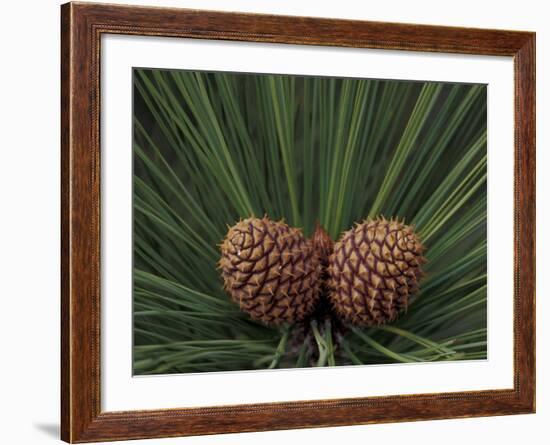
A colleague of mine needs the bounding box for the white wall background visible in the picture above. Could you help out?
[0,0,546,444]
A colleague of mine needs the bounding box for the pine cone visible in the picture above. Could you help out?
[327,217,426,326]
[219,217,322,325]
[312,221,334,267]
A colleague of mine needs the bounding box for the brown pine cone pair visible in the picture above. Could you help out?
[219,216,426,327]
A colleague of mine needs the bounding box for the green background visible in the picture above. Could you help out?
[133,68,487,375]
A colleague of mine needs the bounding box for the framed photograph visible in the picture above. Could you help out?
[61,2,535,442]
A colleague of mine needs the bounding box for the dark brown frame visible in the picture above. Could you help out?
[61,1,536,442]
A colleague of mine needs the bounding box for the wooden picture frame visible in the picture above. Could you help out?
[61,2,535,442]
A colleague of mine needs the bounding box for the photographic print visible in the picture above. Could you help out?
[132,68,487,375]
